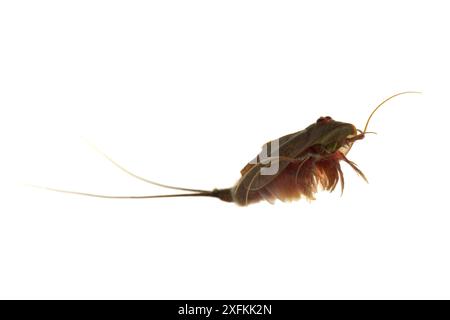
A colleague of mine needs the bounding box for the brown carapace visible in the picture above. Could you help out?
[34,92,419,206]
[214,116,366,206]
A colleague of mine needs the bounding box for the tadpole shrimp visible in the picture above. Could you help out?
[33,91,420,206]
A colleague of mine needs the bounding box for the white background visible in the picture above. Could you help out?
[1,1,449,299]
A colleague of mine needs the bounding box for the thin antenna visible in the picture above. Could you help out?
[363,91,421,133]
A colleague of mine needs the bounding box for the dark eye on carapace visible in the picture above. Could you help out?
[317,116,333,124]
